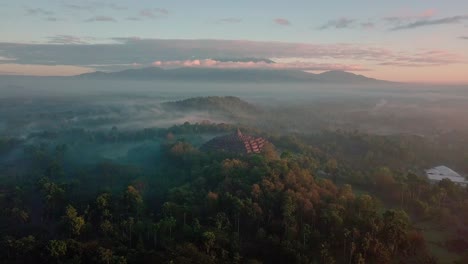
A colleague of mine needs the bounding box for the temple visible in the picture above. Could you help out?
[200,128,268,154]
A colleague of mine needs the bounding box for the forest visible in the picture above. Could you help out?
[2,0,468,262]
[0,115,467,263]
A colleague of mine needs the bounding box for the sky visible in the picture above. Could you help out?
[0,0,467,83]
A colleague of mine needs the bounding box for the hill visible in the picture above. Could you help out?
[162,96,260,117]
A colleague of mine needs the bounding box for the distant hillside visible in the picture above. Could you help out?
[77,67,389,84]
[163,96,259,117]
[315,70,381,83]
[213,57,276,64]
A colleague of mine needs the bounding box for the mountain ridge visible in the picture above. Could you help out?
[76,67,390,84]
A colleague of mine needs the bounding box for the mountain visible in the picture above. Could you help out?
[315,70,381,83]
[77,67,389,84]
[213,57,276,64]
[77,67,314,82]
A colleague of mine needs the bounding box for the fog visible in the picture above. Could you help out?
[2,76,467,192]
[1,76,468,263]
[1,76,468,137]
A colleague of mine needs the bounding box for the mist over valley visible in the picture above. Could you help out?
[1,1,468,262]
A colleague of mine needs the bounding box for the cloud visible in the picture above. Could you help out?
[315,10,438,31]
[384,9,436,23]
[64,4,95,11]
[47,35,91,45]
[379,50,463,67]
[459,36,468,39]
[216,18,242,24]
[0,63,93,76]
[126,17,141,21]
[26,8,54,16]
[125,8,169,21]
[0,38,464,73]
[0,56,16,61]
[151,59,367,71]
[390,15,468,31]
[85,16,116,22]
[25,7,61,22]
[109,4,127,11]
[274,18,291,26]
[63,3,127,11]
[361,22,375,29]
[45,17,60,22]
[107,38,394,62]
[421,9,437,18]
[139,8,169,19]
[318,18,355,29]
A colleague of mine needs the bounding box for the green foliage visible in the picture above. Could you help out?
[202,231,216,254]
[47,240,67,259]
[0,124,466,263]
[163,96,259,118]
[63,205,85,237]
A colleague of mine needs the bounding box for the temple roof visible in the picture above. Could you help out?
[200,129,267,154]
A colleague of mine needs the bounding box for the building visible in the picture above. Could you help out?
[425,166,468,187]
[200,128,267,154]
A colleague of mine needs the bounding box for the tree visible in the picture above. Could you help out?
[39,178,65,220]
[173,243,215,264]
[4,235,37,261]
[325,159,338,173]
[202,231,216,255]
[122,217,135,247]
[381,209,410,254]
[123,186,143,216]
[151,222,161,247]
[355,194,378,219]
[10,207,29,224]
[373,167,396,191]
[100,220,114,236]
[169,142,196,157]
[325,158,339,183]
[282,192,297,239]
[262,142,279,160]
[98,247,113,264]
[47,240,67,259]
[160,216,177,240]
[96,193,111,211]
[63,205,85,237]
[280,151,293,160]
[320,242,336,264]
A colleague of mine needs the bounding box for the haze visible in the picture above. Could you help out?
[1,1,467,264]
[1,0,468,83]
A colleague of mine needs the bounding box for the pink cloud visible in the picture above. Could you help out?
[420,9,437,18]
[151,59,367,71]
[380,50,463,67]
[384,8,438,25]
[0,63,93,76]
[139,8,169,19]
[274,18,291,26]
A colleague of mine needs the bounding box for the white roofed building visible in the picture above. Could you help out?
[425,166,467,187]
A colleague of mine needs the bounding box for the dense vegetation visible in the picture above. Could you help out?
[0,123,467,263]
[163,96,260,119]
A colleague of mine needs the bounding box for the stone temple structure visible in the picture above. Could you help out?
[200,129,267,154]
